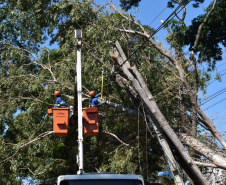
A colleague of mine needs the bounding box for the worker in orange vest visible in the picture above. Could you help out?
[89,90,102,107]
[54,91,68,108]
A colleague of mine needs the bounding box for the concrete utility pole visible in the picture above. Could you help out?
[75,29,84,175]
[153,124,184,185]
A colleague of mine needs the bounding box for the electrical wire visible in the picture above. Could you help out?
[208,71,226,86]
[148,7,168,26]
[208,67,226,86]
[118,0,191,68]
[203,97,226,111]
[91,1,190,81]
[203,58,226,86]
[201,87,226,105]
[216,60,226,69]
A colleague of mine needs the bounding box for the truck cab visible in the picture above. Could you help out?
[57,173,145,185]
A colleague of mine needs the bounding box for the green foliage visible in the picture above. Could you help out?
[119,0,142,10]
[100,147,137,174]
[167,0,204,8]
[0,0,224,184]
[0,1,164,183]
[184,0,226,70]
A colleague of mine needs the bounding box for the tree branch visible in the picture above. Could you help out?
[0,131,53,164]
[85,128,162,160]
[180,133,226,170]
[172,0,186,22]
[110,0,146,33]
[103,129,131,148]
[192,0,217,53]
[194,161,218,168]
[7,96,53,106]
[111,40,209,185]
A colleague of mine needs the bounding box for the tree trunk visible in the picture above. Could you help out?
[115,74,185,184]
[180,133,226,170]
[110,40,210,185]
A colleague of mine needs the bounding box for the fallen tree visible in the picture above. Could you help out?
[110,40,209,185]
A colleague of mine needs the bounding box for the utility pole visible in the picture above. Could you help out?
[75,29,84,175]
[153,124,184,185]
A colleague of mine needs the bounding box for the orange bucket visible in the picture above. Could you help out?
[52,108,69,136]
[83,107,99,136]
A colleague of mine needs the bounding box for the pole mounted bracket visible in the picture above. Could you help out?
[75,29,82,47]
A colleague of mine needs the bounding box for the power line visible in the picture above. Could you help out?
[118,0,191,68]
[92,0,191,81]
[148,7,168,26]
[216,60,226,69]
[207,68,226,86]
[203,97,226,111]
[201,87,226,105]
[200,61,226,110]
[204,58,226,85]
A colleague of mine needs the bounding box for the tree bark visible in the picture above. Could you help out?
[180,133,226,170]
[110,40,209,185]
[115,73,185,185]
[195,161,217,168]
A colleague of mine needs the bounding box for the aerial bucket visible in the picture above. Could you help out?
[47,108,69,136]
[83,107,99,136]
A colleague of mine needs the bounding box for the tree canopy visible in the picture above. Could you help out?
[0,0,226,184]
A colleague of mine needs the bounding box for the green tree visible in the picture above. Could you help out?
[0,1,163,184]
[0,0,226,184]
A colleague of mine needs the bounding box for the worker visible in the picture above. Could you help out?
[54,91,68,108]
[89,90,102,107]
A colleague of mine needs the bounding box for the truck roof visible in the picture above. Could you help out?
[58,173,144,181]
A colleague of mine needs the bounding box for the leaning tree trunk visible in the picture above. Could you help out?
[115,74,189,184]
[110,40,209,185]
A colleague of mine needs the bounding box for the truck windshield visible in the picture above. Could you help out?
[60,179,143,185]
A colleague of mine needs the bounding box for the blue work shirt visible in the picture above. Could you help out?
[91,94,101,107]
[54,97,68,108]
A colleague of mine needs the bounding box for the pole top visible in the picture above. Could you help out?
[75,29,82,39]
